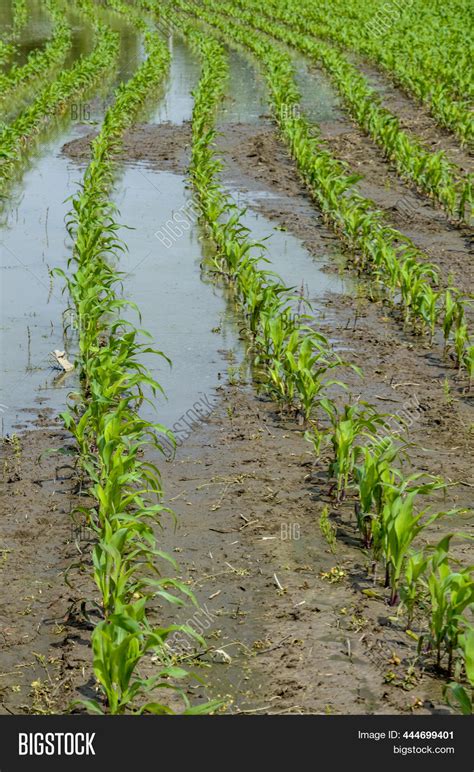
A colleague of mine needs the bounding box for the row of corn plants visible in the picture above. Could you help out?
[0,4,119,197]
[56,0,218,715]
[0,42,13,66]
[178,0,474,389]
[0,0,28,64]
[162,2,474,714]
[212,0,472,223]
[252,0,473,149]
[12,0,28,34]
[0,0,72,111]
[259,0,473,105]
[316,412,474,714]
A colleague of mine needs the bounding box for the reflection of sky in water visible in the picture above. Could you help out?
[112,165,244,430]
[293,54,344,124]
[0,130,83,433]
[149,35,200,125]
[219,48,270,124]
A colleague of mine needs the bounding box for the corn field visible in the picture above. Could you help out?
[0,0,473,721]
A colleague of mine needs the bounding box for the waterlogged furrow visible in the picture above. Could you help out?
[160,5,474,713]
[210,0,473,222]
[180,0,474,385]
[0,7,119,196]
[58,0,219,715]
[0,0,72,107]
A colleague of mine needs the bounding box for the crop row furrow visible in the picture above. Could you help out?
[213,0,472,222]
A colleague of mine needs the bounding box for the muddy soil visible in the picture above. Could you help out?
[216,122,474,311]
[37,378,467,716]
[62,122,192,173]
[343,55,473,174]
[0,410,95,715]
[3,112,472,714]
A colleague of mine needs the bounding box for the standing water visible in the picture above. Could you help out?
[0,6,143,433]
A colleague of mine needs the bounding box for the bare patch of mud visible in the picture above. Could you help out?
[62,122,192,174]
[0,413,95,714]
[343,56,473,174]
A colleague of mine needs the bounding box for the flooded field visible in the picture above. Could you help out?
[0,0,473,727]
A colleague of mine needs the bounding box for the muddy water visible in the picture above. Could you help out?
[0,134,80,433]
[0,10,143,434]
[111,33,245,429]
[149,34,200,124]
[0,0,13,36]
[113,166,244,430]
[6,0,54,68]
[221,47,269,124]
[233,192,350,303]
[294,53,344,125]
[215,47,352,319]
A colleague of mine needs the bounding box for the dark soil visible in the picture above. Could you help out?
[29,380,467,715]
[0,412,93,715]
[62,122,192,174]
[344,54,474,173]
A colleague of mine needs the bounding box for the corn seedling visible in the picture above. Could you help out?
[421,535,474,673]
[321,399,388,502]
[445,627,474,715]
[319,505,337,553]
[399,550,428,629]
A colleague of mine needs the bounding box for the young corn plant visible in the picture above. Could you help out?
[445,628,474,715]
[79,603,207,715]
[442,288,464,354]
[353,438,402,551]
[379,481,457,605]
[321,399,387,502]
[399,549,428,630]
[463,346,474,391]
[319,505,337,553]
[421,535,474,673]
